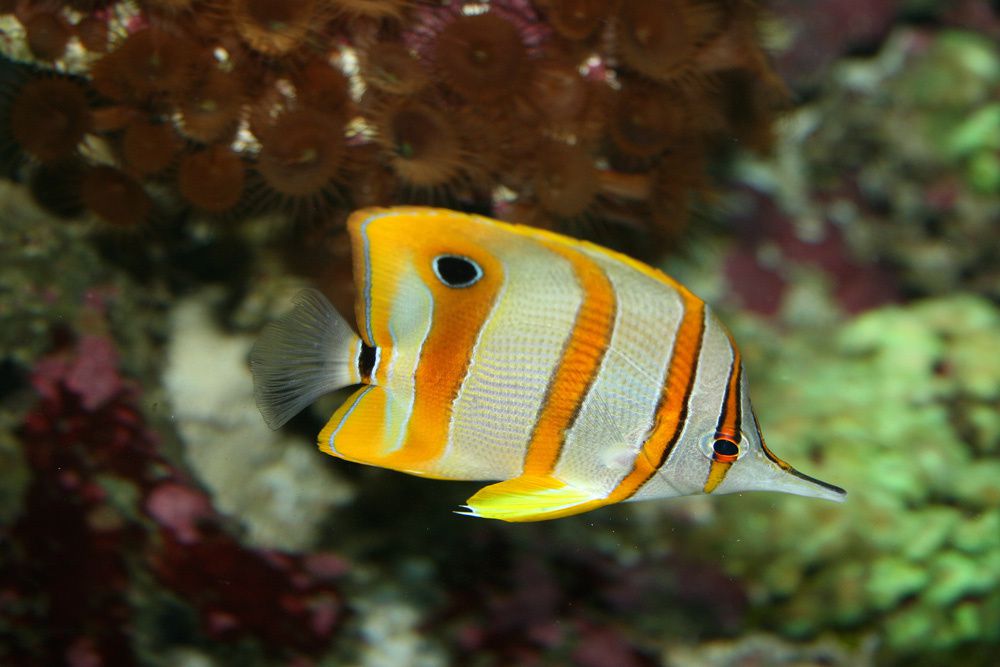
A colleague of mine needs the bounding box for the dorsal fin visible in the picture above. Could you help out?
[250,289,362,430]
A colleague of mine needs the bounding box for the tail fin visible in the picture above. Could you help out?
[250,289,362,430]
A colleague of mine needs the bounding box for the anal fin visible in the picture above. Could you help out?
[459,476,610,522]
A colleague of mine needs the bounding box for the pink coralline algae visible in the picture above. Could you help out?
[771,0,899,86]
[146,482,214,545]
[1,331,347,665]
[31,334,124,411]
[147,481,347,653]
[724,191,898,316]
[3,357,154,664]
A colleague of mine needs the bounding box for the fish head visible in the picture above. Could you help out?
[652,347,847,502]
[709,424,847,503]
[692,370,847,503]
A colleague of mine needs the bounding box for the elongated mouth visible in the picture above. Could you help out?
[753,411,846,502]
[760,444,847,502]
[788,466,847,502]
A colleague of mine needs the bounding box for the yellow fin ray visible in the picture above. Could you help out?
[459,476,610,522]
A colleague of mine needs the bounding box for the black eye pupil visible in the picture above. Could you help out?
[713,439,739,457]
[433,255,481,287]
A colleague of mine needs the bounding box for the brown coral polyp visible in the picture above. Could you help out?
[28,159,87,218]
[74,15,110,53]
[147,0,196,12]
[361,42,427,96]
[650,143,707,238]
[23,11,71,62]
[547,0,612,41]
[293,60,351,114]
[533,142,599,219]
[10,78,91,163]
[617,0,722,84]
[609,84,687,159]
[176,69,244,144]
[81,166,152,227]
[331,0,408,20]
[256,109,345,197]
[526,59,593,128]
[122,118,181,177]
[178,146,246,212]
[432,12,528,103]
[94,29,202,105]
[379,100,463,190]
[231,0,321,56]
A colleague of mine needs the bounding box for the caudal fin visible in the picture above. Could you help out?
[250,288,362,430]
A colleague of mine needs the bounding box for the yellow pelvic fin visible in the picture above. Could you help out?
[459,476,611,522]
[318,384,396,465]
[318,384,451,477]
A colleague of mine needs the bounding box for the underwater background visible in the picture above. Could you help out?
[0,1,998,665]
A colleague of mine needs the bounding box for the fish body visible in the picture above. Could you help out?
[251,207,845,521]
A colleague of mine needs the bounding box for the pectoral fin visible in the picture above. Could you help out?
[458,475,610,522]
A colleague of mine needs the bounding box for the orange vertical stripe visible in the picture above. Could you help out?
[606,293,706,502]
[703,459,733,493]
[378,255,506,472]
[522,243,617,477]
[714,340,742,442]
[703,344,742,493]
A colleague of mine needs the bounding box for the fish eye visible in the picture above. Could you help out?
[712,438,740,463]
[432,254,482,288]
[700,433,746,462]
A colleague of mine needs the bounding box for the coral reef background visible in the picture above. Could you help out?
[1,1,998,666]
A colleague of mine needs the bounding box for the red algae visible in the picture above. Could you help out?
[6,326,348,664]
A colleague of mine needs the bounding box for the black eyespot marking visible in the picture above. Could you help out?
[712,439,740,462]
[358,343,377,380]
[432,254,482,288]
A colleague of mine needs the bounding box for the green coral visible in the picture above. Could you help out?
[0,420,30,527]
[892,31,1000,185]
[694,296,1000,662]
[802,29,1000,300]
[0,181,101,365]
